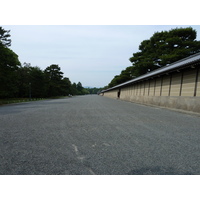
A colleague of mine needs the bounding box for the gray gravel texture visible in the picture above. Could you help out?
[0,95,200,175]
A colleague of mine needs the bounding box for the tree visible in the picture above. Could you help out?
[0,27,20,98]
[76,82,83,94]
[16,63,45,98]
[0,27,11,47]
[16,63,32,98]
[44,64,64,97]
[71,83,78,95]
[29,66,45,98]
[129,27,200,76]
[61,77,72,96]
[108,66,136,88]
[87,87,103,94]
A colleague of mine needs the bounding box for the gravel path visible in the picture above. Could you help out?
[0,95,200,175]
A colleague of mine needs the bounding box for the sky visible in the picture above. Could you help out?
[3,25,200,88]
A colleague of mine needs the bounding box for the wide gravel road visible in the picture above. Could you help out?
[0,95,200,175]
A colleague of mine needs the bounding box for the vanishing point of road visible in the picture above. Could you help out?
[0,95,200,175]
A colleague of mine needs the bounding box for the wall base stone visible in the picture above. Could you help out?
[121,95,200,113]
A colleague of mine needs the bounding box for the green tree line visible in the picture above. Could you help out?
[106,27,200,88]
[0,26,93,99]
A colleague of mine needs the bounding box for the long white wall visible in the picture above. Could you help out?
[103,66,200,113]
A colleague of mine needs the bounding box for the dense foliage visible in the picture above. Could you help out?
[85,87,103,95]
[107,27,200,88]
[0,26,95,99]
[0,27,21,98]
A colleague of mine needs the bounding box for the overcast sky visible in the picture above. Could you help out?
[3,25,200,88]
